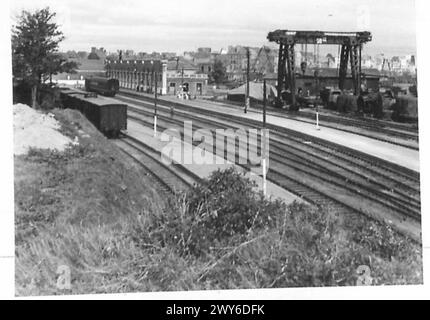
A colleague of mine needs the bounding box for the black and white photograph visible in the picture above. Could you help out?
[3,0,428,298]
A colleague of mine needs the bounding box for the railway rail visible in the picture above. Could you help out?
[118,95,420,232]
[268,109,419,147]
[114,134,201,195]
[111,92,421,241]
[178,96,419,149]
[123,90,419,149]
[224,98,419,137]
[118,92,419,180]
[126,107,419,211]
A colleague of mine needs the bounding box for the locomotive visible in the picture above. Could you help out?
[84,76,119,97]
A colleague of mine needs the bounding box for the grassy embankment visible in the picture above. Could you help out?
[15,108,423,296]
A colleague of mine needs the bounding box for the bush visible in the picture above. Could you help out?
[134,167,422,287]
[141,168,286,256]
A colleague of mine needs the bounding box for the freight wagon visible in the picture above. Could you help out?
[85,76,119,97]
[391,95,418,123]
[60,88,127,137]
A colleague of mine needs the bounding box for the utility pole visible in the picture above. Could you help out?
[262,78,267,196]
[245,47,250,113]
[181,67,184,89]
[154,72,158,136]
[314,69,321,130]
[359,43,362,95]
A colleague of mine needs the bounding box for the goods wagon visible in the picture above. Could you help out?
[60,88,127,137]
[334,92,384,118]
[85,76,119,97]
[336,94,358,113]
[391,95,418,123]
[357,93,384,118]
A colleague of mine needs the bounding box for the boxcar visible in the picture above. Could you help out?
[85,76,119,97]
[60,88,127,137]
[391,95,418,123]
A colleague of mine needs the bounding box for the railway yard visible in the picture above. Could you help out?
[11,9,425,293]
[55,86,421,243]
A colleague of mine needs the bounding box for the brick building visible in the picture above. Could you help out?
[165,58,209,96]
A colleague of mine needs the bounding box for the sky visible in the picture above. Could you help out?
[9,0,417,57]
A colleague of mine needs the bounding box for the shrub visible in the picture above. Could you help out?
[136,167,422,287]
[148,168,286,255]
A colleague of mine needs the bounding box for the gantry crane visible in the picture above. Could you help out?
[267,30,372,110]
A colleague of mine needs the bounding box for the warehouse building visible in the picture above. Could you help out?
[105,58,209,96]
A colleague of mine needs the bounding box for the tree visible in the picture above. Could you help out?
[77,51,88,59]
[66,50,78,59]
[45,53,78,84]
[210,60,227,84]
[12,7,76,108]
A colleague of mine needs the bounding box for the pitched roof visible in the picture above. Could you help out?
[166,59,198,71]
[227,81,277,101]
[299,67,380,78]
[70,58,105,72]
[106,59,163,72]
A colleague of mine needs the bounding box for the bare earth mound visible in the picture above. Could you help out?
[13,103,78,155]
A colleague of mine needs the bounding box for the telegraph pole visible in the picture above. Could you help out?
[262,79,267,196]
[154,72,158,136]
[245,47,250,113]
[314,69,321,130]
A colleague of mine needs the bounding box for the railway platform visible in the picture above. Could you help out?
[126,120,304,205]
[120,89,420,173]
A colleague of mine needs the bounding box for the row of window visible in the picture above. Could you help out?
[108,71,163,81]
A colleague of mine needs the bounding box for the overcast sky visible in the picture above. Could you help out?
[10,0,417,57]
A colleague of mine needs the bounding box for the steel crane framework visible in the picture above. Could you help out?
[267,30,372,110]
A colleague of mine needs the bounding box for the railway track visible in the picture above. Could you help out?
[268,110,419,147]
[126,108,420,214]
[198,97,419,144]
[114,134,201,195]
[116,93,421,241]
[118,93,419,180]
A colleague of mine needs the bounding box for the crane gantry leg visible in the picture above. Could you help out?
[277,43,286,104]
[285,44,297,111]
[268,30,371,111]
[350,45,360,95]
[339,44,350,91]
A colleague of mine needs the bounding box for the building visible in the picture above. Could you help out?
[181,48,216,76]
[227,81,277,103]
[166,58,209,96]
[193,51,214,74]
[104,56,209,96]
[216,45,259,83]
[294,68,381,95]
[106,59,167,94]
[87,47,106,60]
[252,46,278,78]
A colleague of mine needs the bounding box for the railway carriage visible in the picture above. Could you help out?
[60,88,127,137]
[84,76,119,97]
